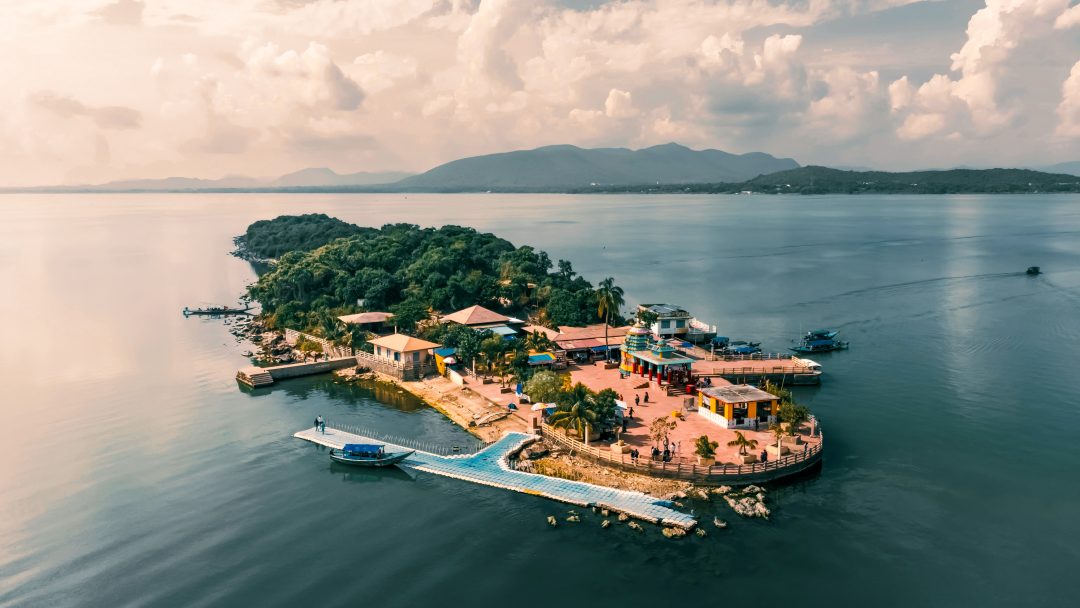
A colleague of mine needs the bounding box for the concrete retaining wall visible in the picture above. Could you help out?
[264,357,357,380]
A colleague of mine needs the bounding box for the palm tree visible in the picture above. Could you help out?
[727,431,759,456]
[550,383,599,443]
[595,277,625,361]
[524,329,554,353]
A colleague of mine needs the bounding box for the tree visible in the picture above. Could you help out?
[347,325,369,355]
[648,416,677,449]
[779,402,811,435]
[550,384,600,443]
[595,277,625,361]
[479,334,507,377]
[525,370,564,403]
[524,329,554,353]
[727,431,758,456]
[388,299,429,334]
[694,435,719,459]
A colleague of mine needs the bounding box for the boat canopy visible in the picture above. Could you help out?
[343,444,384,456]
[806,339,836,347]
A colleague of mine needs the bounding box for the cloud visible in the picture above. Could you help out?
[604,89,637,118]
[4,0,1080,186]
[1057,60,1080,137]
[242,41,364,111]
[28,91,142,129]
[891,0,1079,141]
[94,0,144,25]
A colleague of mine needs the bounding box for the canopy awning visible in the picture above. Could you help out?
[342,444,384,456]
[528,352,556,365]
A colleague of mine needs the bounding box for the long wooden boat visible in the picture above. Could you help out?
[329,444,415,468]
[183,305,252,316]
[790,339,848,353]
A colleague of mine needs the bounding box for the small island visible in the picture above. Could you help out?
[233,214,824,528]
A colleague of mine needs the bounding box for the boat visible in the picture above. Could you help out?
[183,305,253,316]
[329,444,415,467]
[1026,266,1041,275]
[790,339,848,353]
[804,328,838,341]
[713,517,728,529]
[711,336,762,355]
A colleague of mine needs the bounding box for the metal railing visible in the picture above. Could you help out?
[539,422,823,482]
[703,352,794,362]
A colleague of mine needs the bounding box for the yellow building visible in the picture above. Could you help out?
[697,384,780,429]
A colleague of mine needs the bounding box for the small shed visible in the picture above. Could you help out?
[697,384,780,429]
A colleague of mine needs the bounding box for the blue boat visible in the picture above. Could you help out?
[804,328,839,341]
[791,339,848,353]
[329,444,414,468]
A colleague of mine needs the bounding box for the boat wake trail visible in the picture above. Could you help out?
[784,271,1020,308]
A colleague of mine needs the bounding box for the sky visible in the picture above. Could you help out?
[3,0,1080,186]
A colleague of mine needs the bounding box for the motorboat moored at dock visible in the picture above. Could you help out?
[329,444,415,467]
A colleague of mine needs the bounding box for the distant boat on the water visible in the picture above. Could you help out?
[804,328,839,341]
[329,444,414,468]
[791,339,848,353]
[1026,266,1041,275]
[183,305,252,316]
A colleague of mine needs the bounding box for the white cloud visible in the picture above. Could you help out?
[2,0,1080,186]
[604,89,637,119]
[1057,60,1080,137]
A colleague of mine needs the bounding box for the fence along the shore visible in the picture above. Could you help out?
[326,421,492,456]
[539,422,822,481]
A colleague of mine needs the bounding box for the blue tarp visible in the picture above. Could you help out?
[433,347,457,357]
[590,345,609,353]
[343,444,384,456]
[528,353,556,365]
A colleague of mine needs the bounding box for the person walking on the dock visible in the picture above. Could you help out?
[760,449,768,463]
[643,392,649,403]
[634,394,640,408]
[316,415,325,434]
[313,417,319,431]
[628,406,634,419]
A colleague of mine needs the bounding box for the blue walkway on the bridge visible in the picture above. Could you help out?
[293,427,696,528]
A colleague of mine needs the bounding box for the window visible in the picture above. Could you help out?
[661,319,670,328]
[413,351,420,363]
[675,319,685,328]
[394,352,400,362]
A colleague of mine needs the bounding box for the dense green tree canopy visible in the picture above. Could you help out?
[234,213,368,259]
[243,215,624,331]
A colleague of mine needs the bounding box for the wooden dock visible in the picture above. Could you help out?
[294,426,697,529]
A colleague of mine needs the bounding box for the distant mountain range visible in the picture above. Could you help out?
[1039,161,1080,177]
[5,143,1079,194]
[394,143,799,190]
[13,168,413,192]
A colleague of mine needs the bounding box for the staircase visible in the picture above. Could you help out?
[237,367,274,388]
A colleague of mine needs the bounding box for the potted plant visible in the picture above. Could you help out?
[694,435,719,467]
[727,431,759,464]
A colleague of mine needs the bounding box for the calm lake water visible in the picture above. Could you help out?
[2,193,1079,607]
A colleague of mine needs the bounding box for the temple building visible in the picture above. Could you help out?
[620,324,695,386]
[696,384,780,429]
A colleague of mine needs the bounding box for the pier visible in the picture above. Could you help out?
[236,357,356,388]
[293,425,697,529]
